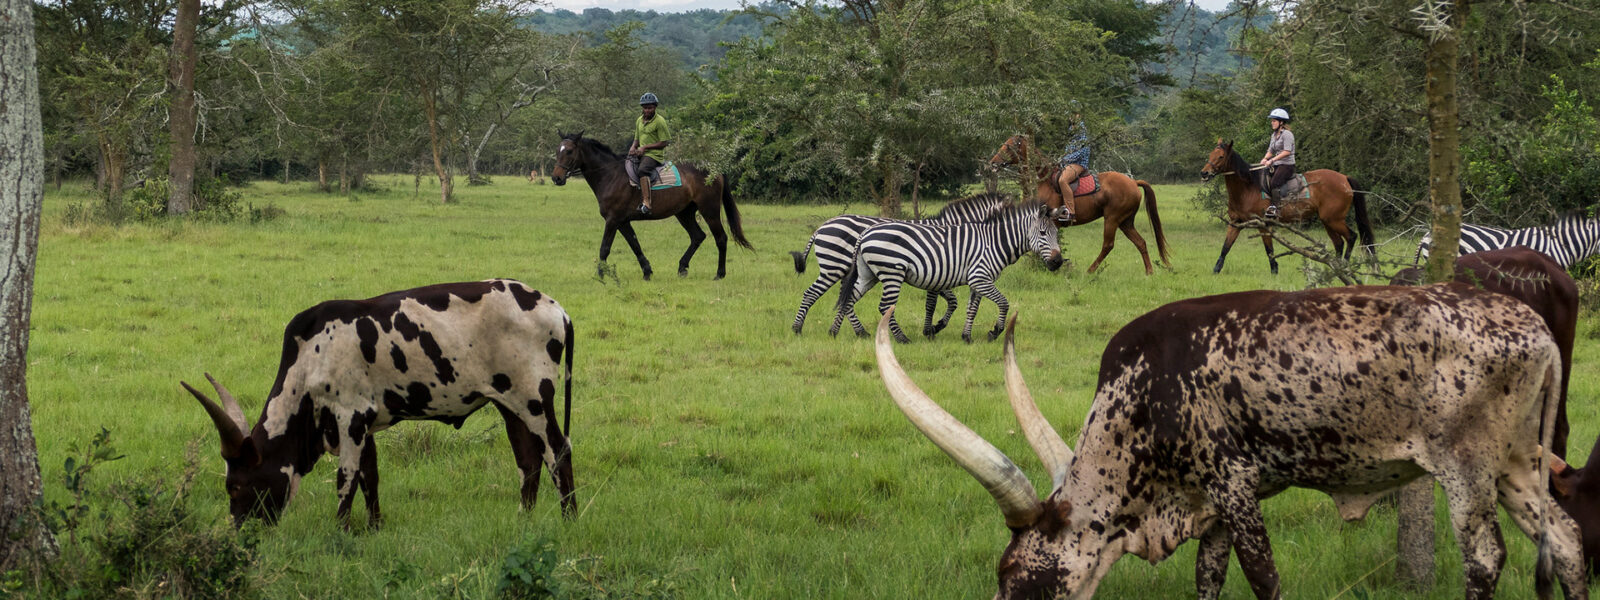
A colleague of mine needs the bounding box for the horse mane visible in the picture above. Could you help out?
[931,192,1011,219]
[568,135,624,160]
[1224,144,1253,178]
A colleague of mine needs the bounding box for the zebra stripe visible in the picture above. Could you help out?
[1417,215,1600,269]
[789,193,1011,334]
[832,202,1063,343]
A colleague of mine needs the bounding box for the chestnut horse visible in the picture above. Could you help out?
[551,131,752,280]
[1199,139,1375,275]
[987,134,1171,274]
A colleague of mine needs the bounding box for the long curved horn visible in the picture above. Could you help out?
[204,373,249,432]
[875,308,1042,528]
[1004,314,1074,491]
[183,379,246,458]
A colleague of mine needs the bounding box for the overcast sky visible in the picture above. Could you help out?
[541,0,1235,15]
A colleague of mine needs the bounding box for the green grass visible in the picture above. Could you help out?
[26,175,1600,598]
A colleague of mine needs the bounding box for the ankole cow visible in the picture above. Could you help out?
[874,284,1587,600]
[184,279,576,529]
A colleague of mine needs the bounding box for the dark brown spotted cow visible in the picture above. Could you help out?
[875,284,1586,600]
[184,279,575,529]
[1392,246,1579,457]
[1551,444,1600,576]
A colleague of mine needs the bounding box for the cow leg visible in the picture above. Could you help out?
[1195,522,1231,600]
[493,401,577,518]
[1214,225,1242,274]
[1118,219,1155,275]
[971,279,1010,342]
[924,290,957,338]
[616,222,653,280]
[359,436,381,529]
[674,211,706,278]
[1436,471,1508,600]
[876,274,911,344]
[1496,453,1587,599]
[333,416,367,531]
[1208,476,1281,600]
[1086,219,1118,273]
[1260,229,1279,275]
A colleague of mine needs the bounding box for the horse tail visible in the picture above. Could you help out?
[790,237,814,274]
[1348,176,1377,258]
[721,176,755,250]
[1137,180,1172,268]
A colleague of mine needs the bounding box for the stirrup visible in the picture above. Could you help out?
[638,204,652,215]
[1263,205,1279,219]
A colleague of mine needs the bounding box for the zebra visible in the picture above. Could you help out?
[1417,213,1600,269]
[832,201,1065,344]
[789,192,1012,335]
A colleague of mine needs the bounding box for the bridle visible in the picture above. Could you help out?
[1199,143,1235,181]
[554,140,584,178]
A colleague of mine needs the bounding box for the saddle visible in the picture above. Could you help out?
[650,163,684,191]
[1069,173,1100,197]
[1260,173,1310,201]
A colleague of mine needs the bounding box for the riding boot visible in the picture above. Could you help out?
[638,177,653,215]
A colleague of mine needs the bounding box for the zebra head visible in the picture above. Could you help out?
[1032,205,1065,271]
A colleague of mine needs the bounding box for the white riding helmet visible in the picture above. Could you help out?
[1269,108,1291,122]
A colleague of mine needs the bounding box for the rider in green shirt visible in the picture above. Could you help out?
[628,93,672,215]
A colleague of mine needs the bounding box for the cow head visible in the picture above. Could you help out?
[876,311,1115,599]
[1032,206,1066,271]
[183,374,294,526]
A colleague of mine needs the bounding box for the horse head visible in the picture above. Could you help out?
[988,134,1031,171]
[551,130,586,185]
[1199,138,1235,182]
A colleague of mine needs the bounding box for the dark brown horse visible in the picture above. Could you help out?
[1199,139,1375,275]
[551,131,752,280]
[987,134,1171,274]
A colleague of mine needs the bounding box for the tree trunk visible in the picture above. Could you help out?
[1397,1,1468,590]
[876,162,902,218]
[99,136,126,210]
[317,158,328,193]
[339,154,349,196]
[0,0,58,567]
[165,0,200,215]
[422,83,453,203]
[281,156,289,184]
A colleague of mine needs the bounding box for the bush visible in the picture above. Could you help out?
[75,176,280,225]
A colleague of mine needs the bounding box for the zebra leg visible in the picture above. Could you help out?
[971,279,1010,342]
[962,287,984,344]
[831,268,875,338]
[921,291,940,338]
[793,270,843,335]
[877,275,911,344]
[926,290,958,338]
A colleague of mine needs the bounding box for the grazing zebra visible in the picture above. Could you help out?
[789,192,1012,335]
[1417,213,1600,268]
[833,202,1065,344]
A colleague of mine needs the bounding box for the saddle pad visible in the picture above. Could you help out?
[650,163,683,190]
[1260,174,1309,201]
[1071,173,1100,196]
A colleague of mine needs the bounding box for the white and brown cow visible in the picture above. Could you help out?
[184,279,575,529]
[876,283,1586,600]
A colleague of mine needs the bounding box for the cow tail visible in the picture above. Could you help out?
[1347,177,1377,259]
[790,236,815,274]
[563,316,574,437]
[1137,180,1172,268]
[1535,360,1560,598]
[721,176,755,250]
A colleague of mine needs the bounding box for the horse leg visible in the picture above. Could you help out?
[1323,221,1350,261]
[674,211,706,278]
[1086,219,1119,273]
[598,223,620,278]
[699,202,732,280]
[1260,229,1279,275]
[1214,225,1242,274]
[1118,218,1155,275]
[617,221,653,280]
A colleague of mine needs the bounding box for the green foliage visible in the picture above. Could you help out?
[1464,74,1600,225]
[523,6,769,71]
[497,537,562,599]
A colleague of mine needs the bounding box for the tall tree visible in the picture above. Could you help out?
[0,0,57,568]
[166,0,201,214]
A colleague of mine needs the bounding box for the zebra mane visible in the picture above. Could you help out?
[976,200,1048,224]
[929,192,1011,219]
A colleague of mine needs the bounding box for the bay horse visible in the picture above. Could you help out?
[987,134,1171,274]
[1199,139,1375,275]
[551,131,752,280]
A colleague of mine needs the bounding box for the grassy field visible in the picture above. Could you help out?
[25,175,1600,599]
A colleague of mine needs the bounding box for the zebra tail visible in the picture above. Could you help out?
[721,176,755,250]
[835,259,861,317]
[1348,177,1377,257]
[1137,180,1172,267]
[790,238,815,274]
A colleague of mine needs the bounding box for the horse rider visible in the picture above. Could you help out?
[1058,103,1091,220]
[628,92,672,215]
[1259,107,1295,219]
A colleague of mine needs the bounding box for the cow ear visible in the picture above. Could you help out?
[1036,496,1072,537]
[238,436,263,468]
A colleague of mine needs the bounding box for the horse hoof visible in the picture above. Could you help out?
[642,272,653,281]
